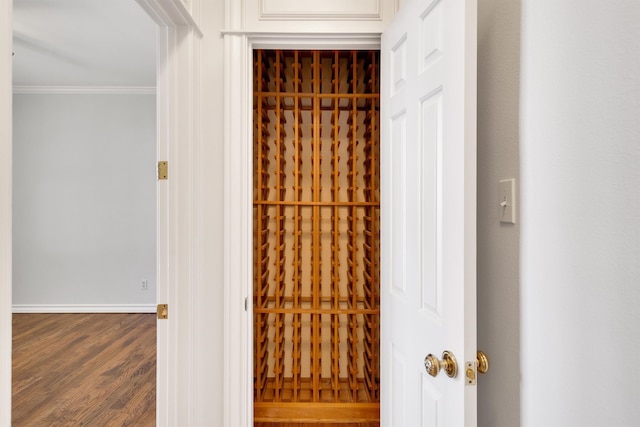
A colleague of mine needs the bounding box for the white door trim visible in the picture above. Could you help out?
[222,32,382,427]
[0,1,202,425]
[137,1,202,424]
[0,0,13,424]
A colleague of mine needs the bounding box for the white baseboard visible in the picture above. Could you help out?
[12,304,157,313]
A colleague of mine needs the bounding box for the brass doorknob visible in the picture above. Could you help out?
[424,350,458,378]
[477,350,489,374]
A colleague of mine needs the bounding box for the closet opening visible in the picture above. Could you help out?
[252,49,380,426]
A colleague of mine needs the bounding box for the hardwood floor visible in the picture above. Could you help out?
[12,313,156,427]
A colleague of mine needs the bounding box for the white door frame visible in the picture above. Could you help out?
[0,0,13,424]
[222,32,382,427]
[0,1,201,425]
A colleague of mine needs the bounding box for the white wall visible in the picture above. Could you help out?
[521,1,640,425]
[12,93,157,309]
[477,0,521,425]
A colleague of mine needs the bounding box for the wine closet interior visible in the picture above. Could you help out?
[253,50,380,425]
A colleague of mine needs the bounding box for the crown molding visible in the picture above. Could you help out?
[12,85,156,95]
[136,0,202,37]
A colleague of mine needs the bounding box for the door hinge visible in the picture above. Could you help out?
[157,303,168,319]
[244,297,248,311]
[157,161,168,180]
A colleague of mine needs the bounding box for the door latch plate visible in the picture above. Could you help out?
[465,361,477,385]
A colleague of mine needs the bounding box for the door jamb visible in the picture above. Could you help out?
[0,0,12,424]
[222,33,382,427]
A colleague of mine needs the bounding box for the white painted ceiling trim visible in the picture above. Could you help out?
[136,0,202,36]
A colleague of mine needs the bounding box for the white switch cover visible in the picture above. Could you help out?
[499,178,516,224]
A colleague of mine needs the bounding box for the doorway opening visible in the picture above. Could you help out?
[252,49,380,425]
[11,0,158,424]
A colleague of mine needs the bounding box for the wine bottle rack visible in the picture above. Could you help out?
[253,50,380,426]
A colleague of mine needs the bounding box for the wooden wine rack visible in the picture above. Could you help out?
[253,50,380,425]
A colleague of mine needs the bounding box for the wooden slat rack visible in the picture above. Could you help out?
[253,50,380,426]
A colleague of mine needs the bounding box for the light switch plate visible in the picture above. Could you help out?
[499,178,516,224]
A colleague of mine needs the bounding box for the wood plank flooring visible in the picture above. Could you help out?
[12,313,156,427]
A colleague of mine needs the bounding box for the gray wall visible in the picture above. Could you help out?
[477,0,521,425]
[478,1,640,424]
[13,93,156,308]
[520,1,640,425]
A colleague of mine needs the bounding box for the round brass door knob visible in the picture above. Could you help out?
[424,350,458,378]
[477,350,489,374]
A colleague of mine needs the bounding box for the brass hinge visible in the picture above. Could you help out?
[157,303,168,319]
[157,161,168,180]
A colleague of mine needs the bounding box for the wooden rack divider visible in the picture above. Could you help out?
[253,50,380,425]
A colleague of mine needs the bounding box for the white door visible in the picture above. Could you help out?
[380,0,477,425]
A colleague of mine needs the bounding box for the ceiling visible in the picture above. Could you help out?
[12,0,157,88]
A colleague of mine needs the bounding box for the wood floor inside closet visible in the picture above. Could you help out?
[12,313,156,427]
